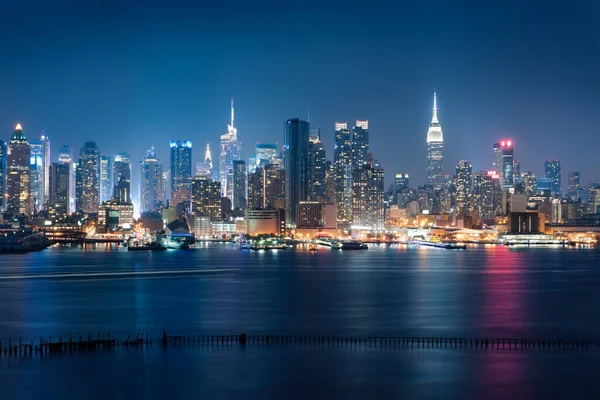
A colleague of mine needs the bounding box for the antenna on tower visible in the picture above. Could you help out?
[230,97,234,128]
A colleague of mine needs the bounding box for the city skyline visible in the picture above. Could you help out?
[0,1,598,192]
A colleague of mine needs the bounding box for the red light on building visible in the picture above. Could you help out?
[507,140,512,147]
[501,141,506,147]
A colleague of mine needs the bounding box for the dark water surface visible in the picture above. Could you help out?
[1,244,599,398]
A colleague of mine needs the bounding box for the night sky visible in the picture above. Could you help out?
[1,1,599,198]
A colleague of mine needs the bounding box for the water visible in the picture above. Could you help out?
[1,244,600,398]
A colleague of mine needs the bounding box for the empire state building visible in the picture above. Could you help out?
[426,90,444,189]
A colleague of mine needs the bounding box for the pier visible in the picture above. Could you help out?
[0,332,597,357]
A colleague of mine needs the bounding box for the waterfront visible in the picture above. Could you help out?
[1,244,600,398]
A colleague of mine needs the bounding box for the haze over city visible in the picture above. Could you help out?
[1,0,598,195]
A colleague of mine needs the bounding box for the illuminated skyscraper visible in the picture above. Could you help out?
[29,133,50,212]
[191,174,221,220]
[0,140,6,211]
[76,141,100,213]
[426,91,444,190]
[284,118,310,228]
[473,171,494,220]
[220,98,241,199]
[255,144,280,169]
[351,120,370,169]
[493,140,514,189]
[545,159,561,198]
[6,124,32,215]
[99,155,111,202]
[196,143,213,177]
[140,147,163,213]
[58,145,75,214]
[113,152,131,204]
[333,122,352,226]
[522,171,537,197]
[351,159,385,229]
[232,160,246,210]
[568,172,580,201]
[308,128,327,202]
[170,140,192,206]
[48,162,69,218]
[455,160,472,215]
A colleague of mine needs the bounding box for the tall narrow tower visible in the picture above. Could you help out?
[220,98,241,199]
[426,91,444,190]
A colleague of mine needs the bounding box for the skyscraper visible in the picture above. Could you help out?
[351,120,370,169]
[248,164,285,210]
[48,162,70,216]
[308,128,327,202]
[140,147,163,213]
[6,124,32,215]
[333,122,352,226]
[493,140,514,189]
[568,172,580,201]
[219,98,241,199]
[0,140,6,211]
[473,171,494,221]
[455,160,473,215]
[76,141,100,213]
[351,160,385,229]
[232,160,246,210]
[58,145,75,214]
[99,155,112,203]
[522,171,537,197]
[284,118,309,228]
[113,152,131,204]
[545,160,561,198]
[191,174,221,220]
[426,91,444,189]
[255,144,280,169]
[195,143,213,177]
[29,134,50,212]
[170,140,192,207]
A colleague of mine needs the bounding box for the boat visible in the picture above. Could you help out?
[410,239,466,250]
[127,242,167,251]
[340,240,368,250]
[0,230,52,253]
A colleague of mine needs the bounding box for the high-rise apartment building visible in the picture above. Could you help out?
[191,175,221,220]
[426,91,444,190]
[76,141,100,213]
[247,164,285,210]
[333,122,352,226]
[284,118,309,228]
[351,160,385,230]
[220,99,241,199]
[140,147,163,213]
[308,128,327,202]
[113,152,131,204]
[232,160,246,210]
[351,120,370,169]
[455,160,472,215]
[6,124,32,215]
[473,171,494,220]
[170,140,192,206]
[48,162,70,216]
[58,145,75,214]
[545,159,561,198]
[522,171,537,197]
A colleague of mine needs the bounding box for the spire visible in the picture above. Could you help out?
[431,90,438,124]
[15,123,22,131]
[230,97,234,128]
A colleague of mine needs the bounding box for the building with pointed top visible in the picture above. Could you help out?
[7,123,32,215]
[426,91,444,190]
[220,98,241,199]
